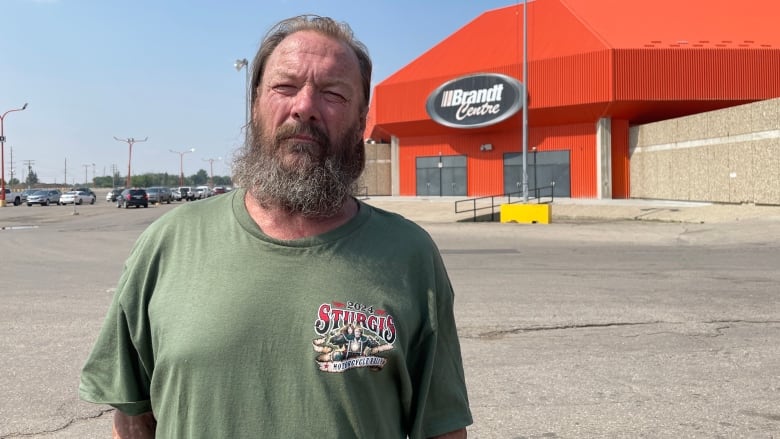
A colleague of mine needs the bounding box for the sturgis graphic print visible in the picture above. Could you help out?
[313,301,395,373]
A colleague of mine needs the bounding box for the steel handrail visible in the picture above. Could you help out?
[454,183,556,222]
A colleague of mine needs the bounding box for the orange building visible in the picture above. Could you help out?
[365,0,780,198]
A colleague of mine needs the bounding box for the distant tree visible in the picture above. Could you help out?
[131,175,154,188]
[113,171,231,188]
[212,175,233,186]
[190,169,209,186]
[93,176,115,188]
[26,171,39,186]
[8,177,20,186]
[160,172,175,187]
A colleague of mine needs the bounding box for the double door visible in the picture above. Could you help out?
[416,155,467,196]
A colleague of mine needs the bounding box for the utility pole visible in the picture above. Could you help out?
[203,157,222,187]
[111,164,118,188]
[114,136,148,188]
[22,159,35,187]
[82,163,92,186]
[8,145,14,184]
[64,158,67,188]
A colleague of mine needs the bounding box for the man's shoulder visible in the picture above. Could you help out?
[144,190,237,236]
[359,201,435,243]
[361,201,424,229]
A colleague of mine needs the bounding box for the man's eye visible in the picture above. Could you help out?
[273,85,297,95]
[323,91,347,103]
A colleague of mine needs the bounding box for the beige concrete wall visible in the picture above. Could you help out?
[357,142,392,196]
[630,98,780,205]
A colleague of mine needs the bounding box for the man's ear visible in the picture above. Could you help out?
[359,108,368,133]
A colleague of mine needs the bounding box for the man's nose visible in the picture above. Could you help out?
[291,87,320,122]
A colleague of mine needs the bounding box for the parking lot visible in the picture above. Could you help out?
[1,195,779,438]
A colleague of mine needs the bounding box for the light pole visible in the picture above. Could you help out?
[203,157,222,187]
[1,103,28,207]
[170,148,195,187]
[234,58,250,133]
[520,0,529,202]
[114,136,148,188]
[531,146,538,198]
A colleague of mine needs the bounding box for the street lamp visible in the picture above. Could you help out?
[170,148,195,187]
[203,157,222,187]
[234,58,250,133]
[531,146,538,199]
[114,136,148,188]
[1,103,28,207]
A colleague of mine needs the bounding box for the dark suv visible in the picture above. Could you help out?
[117,188,149,208]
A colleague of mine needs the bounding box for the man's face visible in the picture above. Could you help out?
[233,30,366,218]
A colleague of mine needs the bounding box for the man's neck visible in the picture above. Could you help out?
[244,191,358,240]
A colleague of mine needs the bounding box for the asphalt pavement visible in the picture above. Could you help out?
[1,194,779,438]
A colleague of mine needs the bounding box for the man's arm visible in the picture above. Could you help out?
[430,427,467,439]
[112,410,156,439]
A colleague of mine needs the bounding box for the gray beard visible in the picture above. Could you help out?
[232,123,364,218]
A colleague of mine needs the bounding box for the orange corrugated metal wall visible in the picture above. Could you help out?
[540,124,597,198]
[615,49,780,100]
[398,123,599,197]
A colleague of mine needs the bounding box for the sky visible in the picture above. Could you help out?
[0,0,519,185]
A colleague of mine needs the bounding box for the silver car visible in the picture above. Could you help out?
[60,190,96,205]
[26,189,61,206]
[146,187,173,204]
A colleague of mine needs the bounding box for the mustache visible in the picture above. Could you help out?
[274,122,329,148]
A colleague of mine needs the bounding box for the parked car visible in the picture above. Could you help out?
[2,188,23,206]
[26,189,61,206]
[106,188,123,202]
[177,186,196,201]
[212,186,227,195]
[146,186,173,204]
[60,190,96,205]
[71,187,97,201]
[117,188,148,208]
[194,185,211,199]
[20,188,38,204]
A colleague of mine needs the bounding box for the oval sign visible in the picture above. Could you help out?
[425,73,524,129]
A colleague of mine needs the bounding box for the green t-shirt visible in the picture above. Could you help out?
[80,189,472,438]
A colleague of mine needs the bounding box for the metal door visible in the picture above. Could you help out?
[416,155,467,196]
[503,150,570,197]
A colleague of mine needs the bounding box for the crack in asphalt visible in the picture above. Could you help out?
[472,319,780,339]
[1,408,114,439]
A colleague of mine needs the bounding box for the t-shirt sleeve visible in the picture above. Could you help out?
[79,265,155,416]
[417,253,473,438]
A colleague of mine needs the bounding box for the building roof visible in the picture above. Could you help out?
[367,0,780,139]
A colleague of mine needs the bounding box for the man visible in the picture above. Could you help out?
[80,15,472,438]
